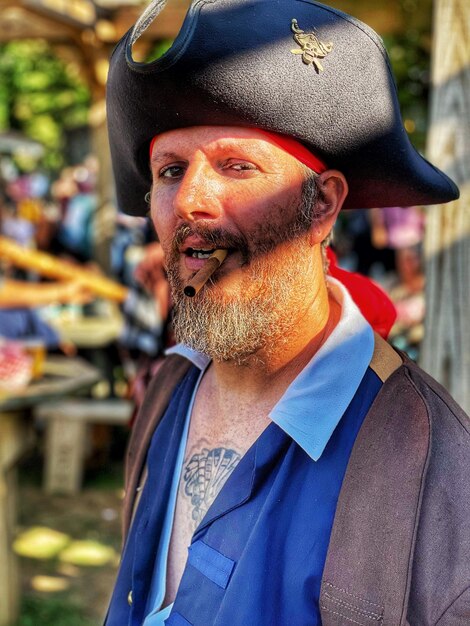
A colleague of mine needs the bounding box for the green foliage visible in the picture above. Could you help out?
[381,0,434,151]
[17,596,97,626]
[145,39,173,63]
[0,39,91,171]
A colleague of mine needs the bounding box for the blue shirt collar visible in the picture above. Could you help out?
[166,278,374,462]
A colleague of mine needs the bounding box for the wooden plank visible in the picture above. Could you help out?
[36,399,133,424]
[0,356,101,412]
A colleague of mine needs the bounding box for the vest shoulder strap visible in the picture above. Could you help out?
[122,354,192,538]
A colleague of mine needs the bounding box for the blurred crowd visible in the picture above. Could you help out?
[0,154,171,405]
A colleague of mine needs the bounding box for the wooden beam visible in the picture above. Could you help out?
[112,4,190,40]
[0,3,79,42]
[421,0,470,412]
[111,0,405,42]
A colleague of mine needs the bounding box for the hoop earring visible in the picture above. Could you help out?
[144,191,151,204]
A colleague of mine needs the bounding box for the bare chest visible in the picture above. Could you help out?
[162,394,270,607]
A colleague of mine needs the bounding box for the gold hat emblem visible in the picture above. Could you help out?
[291,18,333,73]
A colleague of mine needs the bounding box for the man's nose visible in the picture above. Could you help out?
[173,162,222,222]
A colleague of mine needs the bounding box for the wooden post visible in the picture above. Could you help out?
[0,468,20,626]
[89,67,116,276]
[44,416,89,495]
[421,0,470,412]
[0,413,33,626]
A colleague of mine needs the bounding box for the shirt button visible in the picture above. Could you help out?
[128,590,133,606]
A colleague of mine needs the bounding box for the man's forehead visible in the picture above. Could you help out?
[151,125,277,155]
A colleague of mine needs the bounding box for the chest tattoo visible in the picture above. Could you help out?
[182,443,242,525]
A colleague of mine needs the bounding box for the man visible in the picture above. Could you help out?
[105,1,470,624]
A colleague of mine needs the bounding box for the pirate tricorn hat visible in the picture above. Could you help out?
[106,0,459,216]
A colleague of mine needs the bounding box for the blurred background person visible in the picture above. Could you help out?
[370,205,426,359]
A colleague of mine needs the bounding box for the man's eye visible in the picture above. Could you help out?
[223,161,258,172]
[159,165,185,178]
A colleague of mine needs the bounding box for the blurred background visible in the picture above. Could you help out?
[0,1,468,625]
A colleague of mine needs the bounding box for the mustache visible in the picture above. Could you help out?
[171,224,250,263]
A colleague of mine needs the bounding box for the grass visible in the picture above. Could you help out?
[15,451,124,626]
[16,596,98,626]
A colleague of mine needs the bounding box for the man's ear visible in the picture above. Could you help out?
[310,170,348,243]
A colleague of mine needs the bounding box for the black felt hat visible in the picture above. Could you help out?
[106,0,459,216]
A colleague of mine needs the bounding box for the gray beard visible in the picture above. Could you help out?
[166,173,320,363]
[168,237,312,365]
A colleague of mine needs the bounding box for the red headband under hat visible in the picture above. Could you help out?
[149,131,328,174]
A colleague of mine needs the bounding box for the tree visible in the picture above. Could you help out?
[421,0,470,411]
[0,40,90,171]
[381,0,434,152]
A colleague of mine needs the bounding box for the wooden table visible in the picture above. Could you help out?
[0,356,100,626]
[47,302,124,349]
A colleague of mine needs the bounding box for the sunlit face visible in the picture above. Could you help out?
[149,126,317,285]
[149,125,322,361]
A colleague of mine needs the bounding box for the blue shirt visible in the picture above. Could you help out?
[144,279,374,623]
[105,356,382,626]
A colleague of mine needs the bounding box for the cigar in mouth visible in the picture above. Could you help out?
[183,248,228,297]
